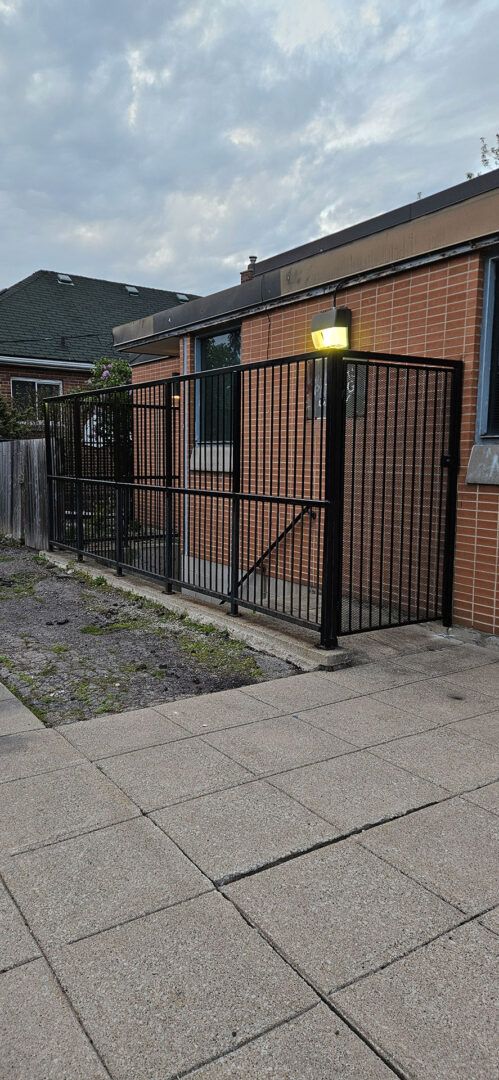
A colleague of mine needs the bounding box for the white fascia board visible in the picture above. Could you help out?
[0,355,93,371]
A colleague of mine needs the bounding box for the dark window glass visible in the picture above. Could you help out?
[11,380,61,421]
[487,268,499,435]
[198,330,240,442]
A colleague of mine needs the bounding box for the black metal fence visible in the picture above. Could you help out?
[45,350,462,647]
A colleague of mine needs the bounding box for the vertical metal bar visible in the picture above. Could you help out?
[320,353,346,649]
[44,401,55,550]
[164,381,173,592]
[115,484,123,575]
[230,368,241,616]
[73,398,84,561]
[442,362,463,626]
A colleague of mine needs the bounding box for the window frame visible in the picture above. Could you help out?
[194,327,241,446]
[477,253,499,440]
[10,376,62,422]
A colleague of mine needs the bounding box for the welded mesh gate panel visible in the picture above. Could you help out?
[45,350,461,644]
[340,354,458,635]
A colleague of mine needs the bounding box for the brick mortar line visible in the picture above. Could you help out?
[0,870,116,1080]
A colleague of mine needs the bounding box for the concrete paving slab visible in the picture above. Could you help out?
[0,762,139,855]
[0,728,84,784]
[441,660,499,695]
[0,694,43,735]
[188,1003,395,1079]
[0,957,109,1079]
[333,922,499,1080]
[372,675,498,723]
[4,817,211,948]
[240,673,357,711]
[50,892,317,1080]
[374,624,461,651]
[372,727,499,793]
[319,659,428,695]
[360,797,499,913]
[225,841,459,993]
[479,906,499,934]
[271,750,447,832]
[0,680,17,701]
[397,644,499,677]
[156,688,283,734]
[296,695,436,747]
[463,780,499,814]
[99,738,253,812]
[152,780,338,882]
[60,707,190,759]
[204,715,352,776]
[447,712,499,747]
[0,879,40,972]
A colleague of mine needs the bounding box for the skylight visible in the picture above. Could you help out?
[125,285,139,294]
[176,293,189,301]
[57,273,74,285]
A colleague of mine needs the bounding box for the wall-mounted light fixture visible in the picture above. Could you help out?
[311,304,351,351]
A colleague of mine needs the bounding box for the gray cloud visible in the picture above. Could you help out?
[0,0,497,295]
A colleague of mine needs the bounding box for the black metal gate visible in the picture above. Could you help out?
[45,350,462,647]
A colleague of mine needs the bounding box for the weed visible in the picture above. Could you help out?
[50,645,69,656]
[80,617,154,635]
[0,656,15,672]
[40,661,57,677]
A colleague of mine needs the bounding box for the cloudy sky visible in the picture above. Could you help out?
[0,0,497,296]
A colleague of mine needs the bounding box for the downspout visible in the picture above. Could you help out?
[183,336,189,583]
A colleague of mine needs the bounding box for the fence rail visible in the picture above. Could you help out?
[45,349,462,646]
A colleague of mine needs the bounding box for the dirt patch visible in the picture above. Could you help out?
[0,539,295,725]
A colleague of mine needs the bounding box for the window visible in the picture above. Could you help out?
[477,255,499,439]
[11,378,62,423]
[196,329,241,443]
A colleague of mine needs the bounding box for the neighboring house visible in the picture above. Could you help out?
[112,169,499,638]
[0,270,197,422]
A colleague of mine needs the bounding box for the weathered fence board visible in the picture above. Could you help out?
[0,439,48,549]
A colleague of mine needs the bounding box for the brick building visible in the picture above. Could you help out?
[109,171,498,637]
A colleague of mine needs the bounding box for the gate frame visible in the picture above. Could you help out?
[44,348,463,649]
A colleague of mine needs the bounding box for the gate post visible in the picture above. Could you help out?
[319,353,347,649]
[442,361,463,627]
[164,380,174,593]
[44,401,54,551]
[230,368,242,616]
[73,399,84,561]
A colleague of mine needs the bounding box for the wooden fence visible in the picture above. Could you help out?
[0,438,48,549]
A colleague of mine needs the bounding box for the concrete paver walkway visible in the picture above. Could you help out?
[1,623,498,1079]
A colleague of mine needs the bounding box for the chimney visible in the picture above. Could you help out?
[240,255,257,284]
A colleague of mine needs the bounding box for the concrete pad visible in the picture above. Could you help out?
[225,841,459,993]
[4,817,210,948]
[271,750,447,832]
[152,780,338,882]
[296,695,436,748]
[372,727,499,793]
[50,892,316,1080]
[375,624,460,651]
[372,675,498,723]
[320,659,427,695]
[1,957,109,1079]
[205,716,352,776]
[188,1003,395,1078]
[334,922,499,1080]
[157,688,283,734]
[60,707,190,759]
[442,660,499,695]
[0,680,16,700]
[479,906,499,934]
[0,729,84,784]
[99,738,253,812]
[463,780,499,814]
[0,695,43,735]
[360,797,499,913]
[447,712,499,747]
[0,762,139,854]
[398,644,499,677]
[0,879,40,972]
[241,672,357,711]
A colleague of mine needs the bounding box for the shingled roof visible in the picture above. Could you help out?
[0,270,197,368]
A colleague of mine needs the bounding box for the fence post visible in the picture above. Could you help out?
[164,380,173,593]
[73,399,84,561]
[442,361,463,627]
[230,368,242,615]
[319,353,347,649]
[44,402,54,551]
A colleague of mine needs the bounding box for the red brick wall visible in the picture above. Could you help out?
[132,253,499,636]
[0,364,86,400]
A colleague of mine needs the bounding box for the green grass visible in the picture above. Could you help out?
[0,656,15,672]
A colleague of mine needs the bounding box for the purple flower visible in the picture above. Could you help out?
[102,370,110,380]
